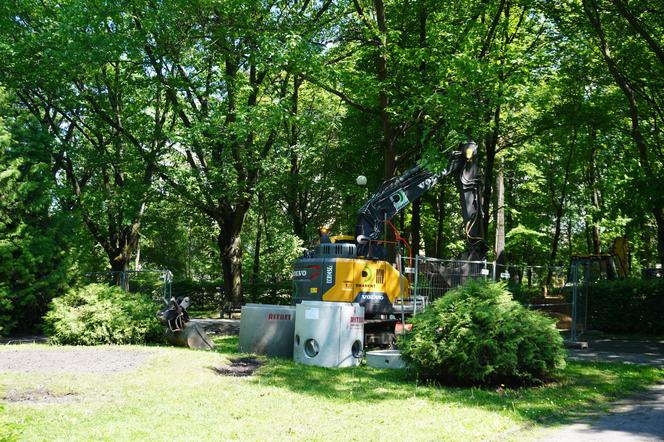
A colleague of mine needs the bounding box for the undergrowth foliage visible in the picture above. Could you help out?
[398,280,566,386]
[588,278,664,334]
[44,284,163,345]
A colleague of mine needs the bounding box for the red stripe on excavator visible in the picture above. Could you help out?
[308,265,321,281]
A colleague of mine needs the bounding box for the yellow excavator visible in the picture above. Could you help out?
[570,236,631,281]
[292,141,486,345]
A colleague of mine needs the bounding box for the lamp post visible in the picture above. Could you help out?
[347,175,367,229]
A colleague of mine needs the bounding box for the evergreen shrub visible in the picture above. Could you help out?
[399,280,566,386]
[44,284,162,345]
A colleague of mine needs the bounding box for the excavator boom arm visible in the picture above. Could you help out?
[355,141,485,259]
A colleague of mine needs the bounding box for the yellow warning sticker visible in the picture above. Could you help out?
[310,287,318,294]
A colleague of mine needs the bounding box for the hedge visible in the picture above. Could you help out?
[44,284,163,345]
[587,278,664,334]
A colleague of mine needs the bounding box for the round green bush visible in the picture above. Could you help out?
[44,283,163,345]
[398,280,566,386]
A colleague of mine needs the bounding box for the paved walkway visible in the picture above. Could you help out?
[567,338,664,368]
[542,382,664,441]
[542,338,664,442]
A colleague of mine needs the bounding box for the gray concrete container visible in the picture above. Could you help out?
[239,304,296,357]
[293,301,364,368]
[366,349,406,369]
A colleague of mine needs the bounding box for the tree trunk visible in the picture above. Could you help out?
[251,202,263,301]
[494,157,505,266]
[588,142,602,254]
[109,251,131,290]
[654,208,664,265]
[566,214,573,259]
[286,76,306,240]
[435,188,446,258]
[547,135,576,285]
[409,4,426,259]
[218,213,246,308]
[373,0,394,181]
[411,199,421,257]
[372,0,398,262]
[134,236,141,270]
[482,105,500,234]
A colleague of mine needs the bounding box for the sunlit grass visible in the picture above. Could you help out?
[0,337,662,441]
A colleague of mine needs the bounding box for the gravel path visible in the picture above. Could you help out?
[0,348,154,374]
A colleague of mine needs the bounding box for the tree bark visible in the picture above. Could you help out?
[373,0,395,181]
[654,208,664,266]
[411,199,421,257]
[252,195,263,296]
[494,157,505,266]
[409,3,428,259]
[482,105,500,234]
[435,188,446,258]
[588,142,602,254]
[218,212,247,308]
[286,76,307,240]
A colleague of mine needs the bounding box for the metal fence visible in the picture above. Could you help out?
[567,261,590,341]
[399,256,584,341]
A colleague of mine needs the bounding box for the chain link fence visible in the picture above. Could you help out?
[399,256,583,341]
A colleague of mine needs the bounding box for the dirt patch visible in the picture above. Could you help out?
[2,387,79,405]
[0,348,154,374]
[212,357,264,377]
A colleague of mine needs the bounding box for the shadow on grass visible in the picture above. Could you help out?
[253,358,664,425]
[207,335,664,426]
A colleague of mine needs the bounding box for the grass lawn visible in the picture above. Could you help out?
[1,336,663,441]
